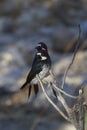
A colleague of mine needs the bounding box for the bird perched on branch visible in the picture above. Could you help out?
[20,42,52,98]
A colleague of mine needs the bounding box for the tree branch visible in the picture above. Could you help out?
[51,82,78,99]
[78,89,85,130]
[36,74,70,122]
[61,24,81,89]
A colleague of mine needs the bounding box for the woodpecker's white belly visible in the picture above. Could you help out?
[31,65,49,84]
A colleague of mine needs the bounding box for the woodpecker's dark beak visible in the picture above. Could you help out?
[35,46,41,51]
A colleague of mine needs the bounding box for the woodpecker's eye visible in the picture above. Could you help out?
[35,46,41,51]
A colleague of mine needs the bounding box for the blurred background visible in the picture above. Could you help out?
[0,0,87,130]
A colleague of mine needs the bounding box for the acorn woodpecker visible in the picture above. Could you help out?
[20,42,52,98]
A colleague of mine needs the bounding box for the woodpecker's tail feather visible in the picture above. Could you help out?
[20,82,28,90]
[34,84,39,95]
[21,82,39,99]
[27,84,39,99]
[28,85,32,98]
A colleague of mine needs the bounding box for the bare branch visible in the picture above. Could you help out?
[49,66,78,99]
[52,82,78,99]
[78,89,85,130]
[83,102,87,110]
[62,24,81,89]
[49,70,57,84]
[36,74,70,122]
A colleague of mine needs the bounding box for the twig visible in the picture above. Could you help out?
[52,82,78,99]
[78,89,85,130]
[36,75,70,122]
[49,70,57,84]
[61,24,81,89]
[49,66,78,99]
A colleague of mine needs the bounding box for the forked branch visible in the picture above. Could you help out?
[36,74,70,122]
[52,82,78,99]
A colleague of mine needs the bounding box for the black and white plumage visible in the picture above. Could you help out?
[20,42,51,98]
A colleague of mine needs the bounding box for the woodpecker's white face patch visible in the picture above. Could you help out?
[37,52,41,56]
[41,56,47,60]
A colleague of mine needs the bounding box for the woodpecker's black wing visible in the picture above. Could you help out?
[20,54,42,98]
[21,54,42,88]
[26,55,42,83]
